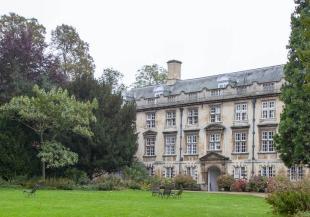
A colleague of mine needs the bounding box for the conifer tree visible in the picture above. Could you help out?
[274,0,310,167]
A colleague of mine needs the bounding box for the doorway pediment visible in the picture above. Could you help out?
[200,152,229,161]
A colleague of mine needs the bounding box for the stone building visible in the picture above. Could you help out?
[127,60,309,191]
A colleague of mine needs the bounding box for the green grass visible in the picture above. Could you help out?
[0,188,278,217]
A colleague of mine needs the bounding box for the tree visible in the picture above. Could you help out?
[0,85,98,179]
[67,74,137,176]
[0,13,66,103]
[0,118,40,181]
[51,24,95,80]
[100,68,126,93]
[274,0,310,167]
[133,64,167,88]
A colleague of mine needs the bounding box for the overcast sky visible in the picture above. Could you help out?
[1,0,295,86]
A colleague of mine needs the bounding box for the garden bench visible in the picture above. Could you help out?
[171,189,183,199]
[23,183,41,197]
[151,186,161,196]
[160,187,172,198]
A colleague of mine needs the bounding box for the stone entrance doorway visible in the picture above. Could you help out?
[200,151,229,191]
[208,166,221,191]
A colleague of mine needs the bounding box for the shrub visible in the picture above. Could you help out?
[266,176,310,216]
[174,175,196,189]
[64,168,90,185]
[44,178,75,190]
[93,174,124,191]
[123,161,148,182]
[0,177,8,186]
[9,175,28,185]
[266,175,292,193]
[23,177,43,188]
[247,175,267,192]
[217,175,234,191]
[98,182,116,191]
[266,190,310,215]
[294,212,310,217]
[230,179,247,192]
[127,180,142,190]
[146,176,161,186]
[161,178,174,189]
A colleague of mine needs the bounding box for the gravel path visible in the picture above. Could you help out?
[188,191,267,198]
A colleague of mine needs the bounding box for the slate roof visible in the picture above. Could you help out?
[127,65,284,100]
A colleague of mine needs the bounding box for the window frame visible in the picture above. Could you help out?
[209,133,221,151]
[260,166,275,178]
[165,167,174,178]
[186,133,198,155]
[234,132,247,153]
[235,103,248,121]
[261,130,275,152]
[166,111,176,127]
[186,166,197,180]
[187,108,198,125]
[234,166,247,179]
[164,134,176,155]
[146,112,156,128]
[261,100,276,119]
[145,136,155,156]
[210,104,221,123]
[288,166,304,181]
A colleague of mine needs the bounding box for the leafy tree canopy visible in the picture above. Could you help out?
[133,64,167,88]
[51,24,95,80]
[0,85,98,178]
[0,13,66,103]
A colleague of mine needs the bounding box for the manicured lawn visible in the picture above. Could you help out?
[0,188,278,217]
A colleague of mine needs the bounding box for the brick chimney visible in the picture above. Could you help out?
[166,60,182,85]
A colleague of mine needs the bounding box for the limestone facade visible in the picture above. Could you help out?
[128,61,309,191]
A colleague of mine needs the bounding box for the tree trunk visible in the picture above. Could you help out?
[42,161,46,181]
[40,132,46,181]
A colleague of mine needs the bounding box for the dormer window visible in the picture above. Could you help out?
[153,85,164,97]
[168,96,176,102]
[263,83,274,91]
[188,92,198,100]
[237,86,247,95]
[211,89,222,96]
[147,98,155,104]
[217,75,229,88]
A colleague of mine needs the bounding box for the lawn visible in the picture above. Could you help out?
[0,188,278,217]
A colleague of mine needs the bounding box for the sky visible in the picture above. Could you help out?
[1,0,295,86]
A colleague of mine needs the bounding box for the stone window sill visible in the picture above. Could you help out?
[183,154,199,156]
[231,152,249,155]
[143,155,156,158]
[165,126,177,129]
[259,118,277,122]
[207,150,222,152]
[162,154,177,157]
[257,151,277,154]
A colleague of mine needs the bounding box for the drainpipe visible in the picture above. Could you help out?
[251,98,256,177]
[179,108,184,174]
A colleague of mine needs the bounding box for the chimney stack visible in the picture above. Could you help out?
[166,60,182,85]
